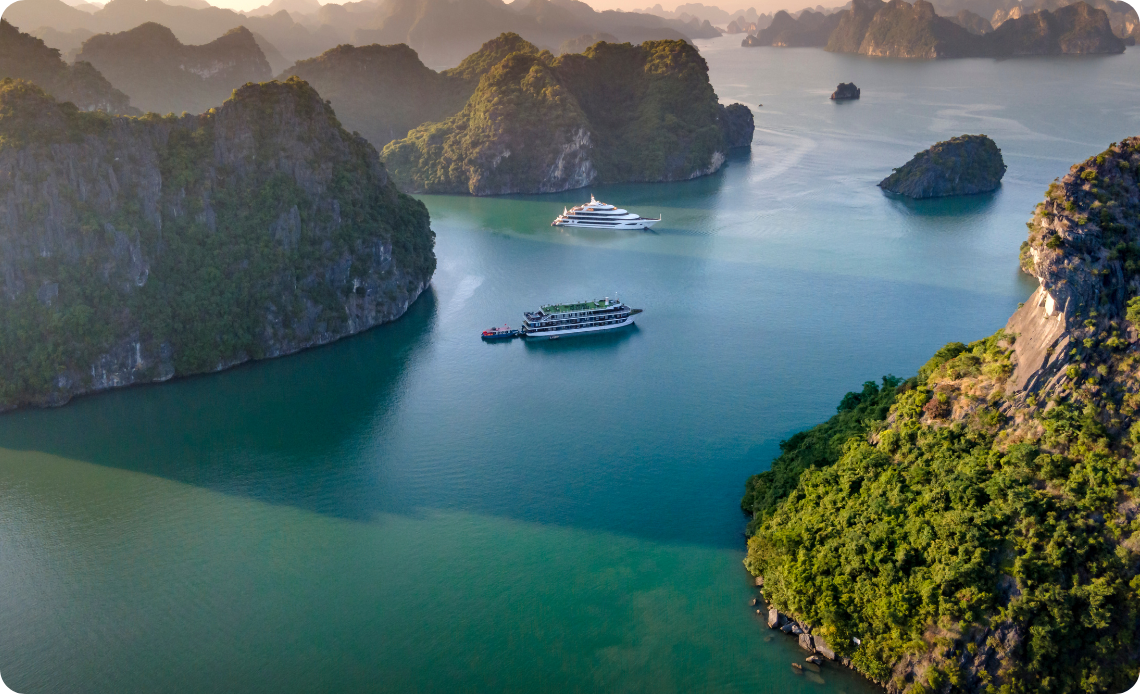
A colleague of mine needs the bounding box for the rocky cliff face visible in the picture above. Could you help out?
[985,1,1125,55]
[879,134,1006,198]
[0,77,435,411]
[382,35,751,196]
[826,0,886,51]
[857,0,981,57]
[0,19,135,114]
[1006,138,1140,402]
[990,0,1138,42]
[718,103,754,149]
[815,0,1124,57]
[75,23,273,115]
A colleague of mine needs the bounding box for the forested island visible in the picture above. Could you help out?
[743,139,1140,692]
[0,77,435,411]
[879,134,1006,198]
[379,34,755,195]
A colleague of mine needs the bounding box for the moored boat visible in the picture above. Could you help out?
[481,325,519,340]
[551,196,660,230]
[521,297,641,339]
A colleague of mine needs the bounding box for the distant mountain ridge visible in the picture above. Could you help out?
[279,42,473,148]
[0,18,134,113]
[75,23,271,114]
[742,8,841,46]
[743,0,1126,56]
[350,0,720,67]
[5,0,722,70]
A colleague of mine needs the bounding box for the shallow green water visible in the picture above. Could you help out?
[1,39,1138,694]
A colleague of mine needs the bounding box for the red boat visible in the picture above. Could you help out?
[481,325,519,340]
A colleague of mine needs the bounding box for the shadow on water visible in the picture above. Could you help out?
[0,289,440,522]
[881,187,1002,218]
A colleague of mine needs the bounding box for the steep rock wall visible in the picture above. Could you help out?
[0,77,435,411]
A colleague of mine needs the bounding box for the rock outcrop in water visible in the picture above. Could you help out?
[75,23,272,115]
[879,134,1006,198]
[381,35,752,196]
[830,82,860,100]
[0,19,134,114]
[742,138,1140,694]
[0,77,435,411]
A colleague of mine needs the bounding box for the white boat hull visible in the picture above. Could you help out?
[553,219,658,230]
[523,316,636,339]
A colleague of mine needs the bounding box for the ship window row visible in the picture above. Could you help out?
[529,316,627,327]
[529,319,624,332]
[544,309,623,317]
[538,311,626,320]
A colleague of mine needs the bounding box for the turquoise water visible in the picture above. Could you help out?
[1,39,1138,693]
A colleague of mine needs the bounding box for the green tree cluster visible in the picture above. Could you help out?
[743,327,1140,693]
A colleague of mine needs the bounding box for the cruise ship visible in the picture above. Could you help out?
[551,196,660,230]
[521,297,641,339]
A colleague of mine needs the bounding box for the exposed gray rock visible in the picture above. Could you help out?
[813,635,836,660]
[768,608,786,628]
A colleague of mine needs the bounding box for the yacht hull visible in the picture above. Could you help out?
[522,316,636,339]
[553,220,658,230]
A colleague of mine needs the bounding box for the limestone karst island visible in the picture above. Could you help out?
[0,0,1138,693]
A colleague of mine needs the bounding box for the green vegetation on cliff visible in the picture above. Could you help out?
[0,77,435,410]
[381,35,744,195]
[880,134,1006,198]
[0,19,134,114]
[744,139,1140,694]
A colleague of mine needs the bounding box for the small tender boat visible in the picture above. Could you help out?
[481,325,519,340]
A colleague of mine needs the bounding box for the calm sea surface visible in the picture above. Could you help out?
[1,38,1138,694]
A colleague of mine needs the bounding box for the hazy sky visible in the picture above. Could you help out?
[34,0,1140,21]
[158,0,832,17]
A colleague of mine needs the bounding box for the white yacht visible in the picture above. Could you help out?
[521,297,641,339]
[551,196,660,230]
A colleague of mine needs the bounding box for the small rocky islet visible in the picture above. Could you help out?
[878,134,1006,198]
[830,82,860,100]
